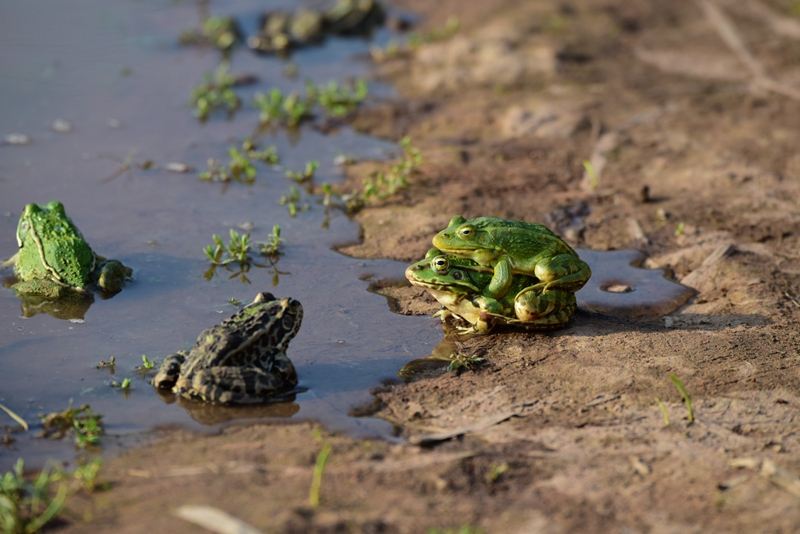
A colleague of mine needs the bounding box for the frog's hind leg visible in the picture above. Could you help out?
[532,254,591,293]
[514,287,576,327]
[152,351,187,390]
[185,364,297,404]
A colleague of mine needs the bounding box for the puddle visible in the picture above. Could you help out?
[0,1,693,469]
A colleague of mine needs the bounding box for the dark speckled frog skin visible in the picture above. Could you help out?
[153,292,302,404]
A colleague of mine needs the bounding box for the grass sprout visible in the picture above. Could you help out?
[0,459,67,534]
[258,225,283,259]
[447,352,486,374]
[280,186,309,217]
[655,397,670,426]
[308,442,332,509]
[179,16,239,52]
[315,79,368,117]
[669,373,695,424]
[200,141,280,184]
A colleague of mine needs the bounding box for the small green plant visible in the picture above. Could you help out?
[285,160,319,184]
[485,462,509,484]
[190,64,241,121]
[0,459,67,534]
[583,160,599,190]
[669,373,695,424]
[72,458,106,493]
[447,352,486,374]
[308,441,332,509]
[280,186,308,217]
[40,404,104,449]
[179,16,239,52]
[227,297,242,307]
[136,354,157,371]
[200,141,279,183]
[347,136,422,213]
[674,221,686,237]
[111,378,132,390]
[254,89,312,127]
[204,230,252,271]
[315,79,368,117]
[258,225,283,258]
[655,397,670,426]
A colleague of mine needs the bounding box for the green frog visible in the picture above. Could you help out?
[432,215,591,300]
[405,253,576,334]
[3,201,132,299]
[153,292,303,404]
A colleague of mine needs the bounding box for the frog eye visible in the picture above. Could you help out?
[456,225,476,239]
[452,270,463,280]
[431,256,449,273]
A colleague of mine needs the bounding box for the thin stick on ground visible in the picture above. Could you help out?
[0,402,28,431]
[697,0,800,101]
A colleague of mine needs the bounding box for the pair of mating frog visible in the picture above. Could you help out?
[4,201,301,404]
[406,216,591,334]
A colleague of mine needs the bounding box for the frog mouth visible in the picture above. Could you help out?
[407,279,479,294]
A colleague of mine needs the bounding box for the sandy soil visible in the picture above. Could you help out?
[65,1,800,532]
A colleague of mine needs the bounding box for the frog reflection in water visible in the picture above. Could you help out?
[153,293,303,404]
[406,253,576,334]
[3,201,132,299]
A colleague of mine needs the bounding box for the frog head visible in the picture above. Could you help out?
[432,215,504,265]
[14,201,96,289]
[404,255,485,295]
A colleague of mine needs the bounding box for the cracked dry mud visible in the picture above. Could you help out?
[69,1,800,532]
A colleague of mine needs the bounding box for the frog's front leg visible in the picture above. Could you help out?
[532,254,591,293]
[94,259,132,295]
[485,256,513,298]
[514,287,576,326]
[180,365,294,404]
[153,351,187,391]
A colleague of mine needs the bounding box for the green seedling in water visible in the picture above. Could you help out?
[0,458,67,534]
[308,441,332,509]
[669,373,695,424]
[0,403,28,432]
[190,64,241,121]
[111,378,132,390]
[315,79,368,117]
[227,297,242,307]
[286,160,319,184]
[200,141,280,183]
[447,352,486,374]
[40,404,104,449]
[259,225,283,259]
[137,354,156,371]
[179,16,239,52]
[254,89,312,127]
[280,186,309,218]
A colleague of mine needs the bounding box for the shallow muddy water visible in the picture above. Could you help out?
[0,0,692,469]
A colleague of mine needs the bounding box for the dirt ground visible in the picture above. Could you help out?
[66,1,800,532]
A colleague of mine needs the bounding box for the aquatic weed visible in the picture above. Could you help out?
[179,16,239,52]
[0,459,67,534]
[285,160,319,184]
[200,141,280,183]
[190,64,241,121]
[39,404,104,449]
[280,186,309,217]
[258,225,283,259]
[315,79,368,117]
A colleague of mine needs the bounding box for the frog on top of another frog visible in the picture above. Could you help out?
[405,252,576,334]
[3,201,132,299]
[432,215,591,300]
